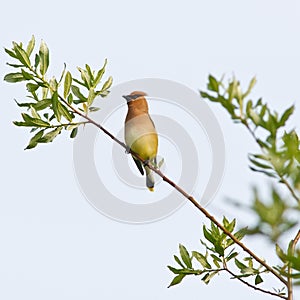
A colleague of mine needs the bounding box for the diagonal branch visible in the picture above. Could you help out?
[58,95,287,287]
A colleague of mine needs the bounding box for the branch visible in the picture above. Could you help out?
[287,229,300,300]
[56,95,287,287]
[225,267,287,299]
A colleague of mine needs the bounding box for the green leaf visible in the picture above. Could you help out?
[21,69,34,80]
[39,40,49,75]
[279,105,294,127]
[13,42,31,68]
[30,106,40,119]
[174,255,185,268]
[212,258,221,268]
[200,91,218,102]
[255,274,263,285]
[93,59,107,87]
[58,63,66,85]
[235,258,247,270]
[4,48,17,59]
[207,75,219,92]
[202,271,218,284]
[13,121,32,127]
[276,244,286,262]
[70,127,78,138]
[87,88,96,106]
[14,100,34,107]
[192,251,211,269]
[78,67,91,88]
[101,76,113,91]
[26,35,35,57]
[34,54,40,69]
[167,274,185,288]
[243,77,257,99]
[6,62,24,68]
[86,64,94,81]
[58,102,73,122]
[72,78,86,87]
[33,98,52,111]
[249,166,276,178]
[234,227,248,241]
[223,217,236,232]
[210,254,222,262]
[89,106,100,112]
[203,226,215,245]
[39,127,62,143]
[49,76,58,92]
[51,92,61,122]
[95,90,110,97]
[179,244,192,269]
[248,155,272,170]
[26,83,39,92]
[167,266,182,274]
[67,93,73,104]
[71,85,87,102]
[21,113,50,127]
[25,129,44,150]
[64,71,72,98]
[4,72,25,83]
[226,251,238,262]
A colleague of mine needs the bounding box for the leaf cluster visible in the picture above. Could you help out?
[200,75,300,200]
[276,241,300,285]
[245,187,297,243]
[4,35,112,149]
[167,218,268,289]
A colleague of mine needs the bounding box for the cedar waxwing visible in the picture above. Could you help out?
[123,91,158,191]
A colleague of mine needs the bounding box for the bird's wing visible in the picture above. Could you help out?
[132,156,144,175]
[149,116,156,130]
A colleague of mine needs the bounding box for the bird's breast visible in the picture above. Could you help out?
[125,114,158,160]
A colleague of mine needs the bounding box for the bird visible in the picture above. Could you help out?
[123,91,158,192]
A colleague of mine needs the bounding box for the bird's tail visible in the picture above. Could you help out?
[145,166,155,192]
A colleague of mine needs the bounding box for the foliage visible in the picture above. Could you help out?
[4,35,112,149]
[168,75,300,299]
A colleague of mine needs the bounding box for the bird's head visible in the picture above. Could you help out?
[122,91,147,103]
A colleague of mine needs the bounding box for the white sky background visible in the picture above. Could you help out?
[0,1,300,299]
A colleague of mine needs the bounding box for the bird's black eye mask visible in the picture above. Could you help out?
[122,94,144,102]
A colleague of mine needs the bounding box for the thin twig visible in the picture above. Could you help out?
[56,95,287,286]
[201,263,285,299]
[222,258,286,299]
[287,230,300,300]
[279,177,300,205]
[225,268,287,299]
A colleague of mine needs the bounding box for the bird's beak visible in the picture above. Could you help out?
[122,95,132,102]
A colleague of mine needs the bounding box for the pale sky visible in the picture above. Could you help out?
[0,1,299,299]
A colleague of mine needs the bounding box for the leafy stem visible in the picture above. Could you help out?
[224,266,286,299]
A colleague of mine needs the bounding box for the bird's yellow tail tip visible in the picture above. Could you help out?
[148,187,154,192]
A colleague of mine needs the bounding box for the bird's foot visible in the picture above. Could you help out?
[143,159,150,167]
[125,146,131,154]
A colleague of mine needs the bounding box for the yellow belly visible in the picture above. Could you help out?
[125,114,158,160]
[130,133,158,160]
